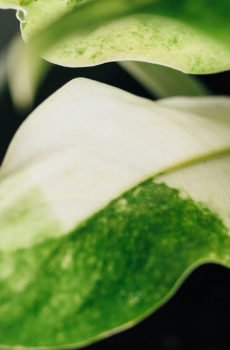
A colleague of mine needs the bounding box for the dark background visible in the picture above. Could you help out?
[1,10,230,350]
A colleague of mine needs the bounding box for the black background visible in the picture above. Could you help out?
[1,9,230,350]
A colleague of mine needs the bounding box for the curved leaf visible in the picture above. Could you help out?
[6,35,50,110]
[119,61,210,98]
[1,0,230,73]
[0,79,230,348]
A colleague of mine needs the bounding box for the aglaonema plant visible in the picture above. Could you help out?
[0,0,230,348]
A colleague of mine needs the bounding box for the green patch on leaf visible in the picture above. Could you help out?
[0,177,229,348]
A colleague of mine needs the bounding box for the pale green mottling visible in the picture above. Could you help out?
[0,171,61,251]
[44,14,230,74]
[0,0,228,73]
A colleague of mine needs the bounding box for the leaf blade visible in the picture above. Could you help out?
[119,61,210,98]
[1,0,230,73]
[0,79,230,348]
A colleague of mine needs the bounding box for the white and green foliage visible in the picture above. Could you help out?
[0,79,230,348]
[0,0,230,348]
[1,0,230,73]
[1,0,229,108]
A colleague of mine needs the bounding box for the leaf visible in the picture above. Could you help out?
[1,0,230,73]
[6,35,50,110]
[0,0,19,9]
[120,61,210,98]
[0,78,230,348]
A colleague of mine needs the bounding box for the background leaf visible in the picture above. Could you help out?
[6,35,50,110]
[120,61,209,98]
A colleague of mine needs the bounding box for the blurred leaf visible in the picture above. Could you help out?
[1,0,230,73]
[0,79,230,348]
[0,0,19,9]
[120,61,210,98]
[6,35,50,110]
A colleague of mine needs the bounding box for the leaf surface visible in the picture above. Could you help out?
[1,0,230,73]
[0,79,230,348]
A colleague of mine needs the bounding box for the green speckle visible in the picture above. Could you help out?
[75,48,85,55]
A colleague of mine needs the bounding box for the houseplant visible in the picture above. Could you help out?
[0,1,230,349]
